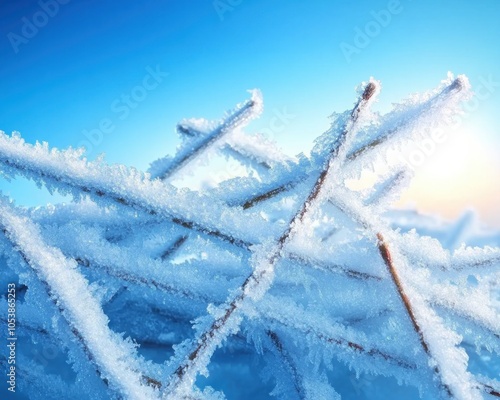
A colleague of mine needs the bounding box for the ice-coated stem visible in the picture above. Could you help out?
[0,152,253,249]
[154,91,262,180]
[164,80,379,397]
[346,76,466,161]
[377,232,454,398]
[240,77,466,210]
[0,199,159,400]
[177,123,273,171]
[266,330,306,399]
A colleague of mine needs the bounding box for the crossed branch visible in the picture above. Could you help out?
[0,74,498,400]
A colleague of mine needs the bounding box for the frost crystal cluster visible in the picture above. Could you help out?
[0,74,499,400]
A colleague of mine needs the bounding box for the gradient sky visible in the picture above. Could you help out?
[0,0,499,226]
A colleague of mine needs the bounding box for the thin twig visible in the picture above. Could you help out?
[0,156,253,249]
[75,256,212,303]
[266,330,305,399]
[157,96,259,180]
[223,143,272,169]
[242,182,295,210]
[239,77,464,210]
[377,232,454,398]
[165,81,378,395]
[287,252,383,281]
[481,383,500,398]
[160,235,189,260]
[177,123,273,171]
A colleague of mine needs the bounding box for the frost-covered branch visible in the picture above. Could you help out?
[0,132,266,249]
[376,233,455,398]
[0,197,159,400]
[331,189,485,400]
[176,120,293,173]
[239,76,468,210]
[149,90,263,180]
[0,73,497,400]
[163,80,380,398]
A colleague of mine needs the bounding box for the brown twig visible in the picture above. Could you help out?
[482,383,500,398]
[160,235,189,260]
[239,77,464,210]
[266,330,305,399]
[242,182,297,210]
[75,256,212,303]
[286,252,383,281]
[377,232,454,398]
[166,81,378,394]
[157,96,258,180]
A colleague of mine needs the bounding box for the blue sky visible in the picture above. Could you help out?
[0,0,499,225]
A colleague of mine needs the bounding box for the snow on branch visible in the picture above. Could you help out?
[149,90,264,180]
[163,80,380,398]
[0,131,272,249]
[0,73,498,400]
[0,197,159,400]
[237,75,469,210]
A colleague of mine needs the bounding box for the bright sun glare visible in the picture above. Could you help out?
[397,129,500,226]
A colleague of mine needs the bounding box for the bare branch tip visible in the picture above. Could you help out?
[363,81,378,100]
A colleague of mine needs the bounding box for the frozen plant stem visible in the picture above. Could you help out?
[346,77,465,161]
[240,77,465,210]
[157,93,261,180]
[177,124,272,171]
[2,73,496,399]
[481,383,500,398]
[266,330,305,398]
[0,143,253,249]
[0,202,158,400]
[75,256,211,303]
[376,233,453,398]
[165,81,378,396]
[160,235,189,260]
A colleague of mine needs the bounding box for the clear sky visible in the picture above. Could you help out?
[0,0,499,226]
